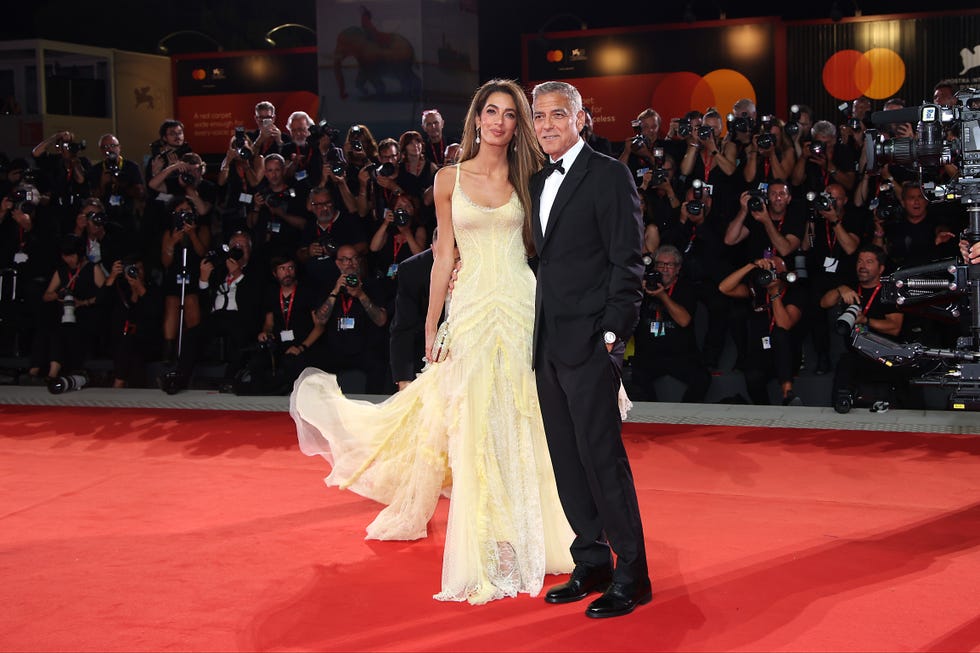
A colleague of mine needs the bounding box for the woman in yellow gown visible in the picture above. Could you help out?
[290,79,574,604]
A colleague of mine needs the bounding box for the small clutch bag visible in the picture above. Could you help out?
[431,321,450,363]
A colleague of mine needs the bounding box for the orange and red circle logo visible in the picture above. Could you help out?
[191,68,207,81]
[650,69,757,133]
[822,48,905,100]
[546,50,564,63]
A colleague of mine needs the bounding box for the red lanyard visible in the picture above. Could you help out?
[858,284,881,314]
[392,234,406,260]
[825,219,838,251]
[701,149,714,176]
[767,289,785,333]
[763,157,771,180]
[428,140,443,165]
[654,282,677,322]
[340,295,354,316]
[279,289,295,329]
[65,266,81,291]
[316,221,334,237]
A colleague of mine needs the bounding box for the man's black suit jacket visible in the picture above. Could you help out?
[389,247,433,383]
[530,142,644,368]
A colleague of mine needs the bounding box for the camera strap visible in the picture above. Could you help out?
[279,289,295,329]
[339,294,354,317]
[858,284,882,314]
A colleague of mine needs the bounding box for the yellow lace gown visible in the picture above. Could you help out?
[290,166,574,604]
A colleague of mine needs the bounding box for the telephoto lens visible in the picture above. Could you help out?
[47,373,88,394]
[836,304,862,335]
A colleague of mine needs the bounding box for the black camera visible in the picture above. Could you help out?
[376,162,396,177]
[697,125,714,140]
[57,140,87,155]
[847,117,863,131]
[756,133,774,150]
[641,255,663,287]
[651,168,669,185]
[814,191,836,212]
[630,119,649,150]
[205,244,245,266]
[309,120,340,144]
[784,104,802,137]
[349,125,364,153]
[686,179,708,215]
[173,209,197,229]
[86,211,107,227]
[747,189,767,213]
[265,188,297,210]
[727,112,754,134]
[125,264,140,279]
[179,171,197,187]
[350,140,364,153]
[344,273,360,288]
[810,142,825,157]
[233,126,251,161]
[330,162,346,177]
[747,263,797,289]
[317,236,338,257]
[874,185,904,221]
[104,152,120,176]
[393,208,411,227]
[836,304,862,335]
[677,117,692,138]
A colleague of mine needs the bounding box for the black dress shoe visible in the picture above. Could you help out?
[544,564,613,604]
[585,579,653,618]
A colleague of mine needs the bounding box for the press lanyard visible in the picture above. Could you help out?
[279,289,295,329]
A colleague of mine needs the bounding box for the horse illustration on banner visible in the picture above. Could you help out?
[333,6,421,100]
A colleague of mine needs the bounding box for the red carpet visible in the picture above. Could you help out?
[1,405,978,652]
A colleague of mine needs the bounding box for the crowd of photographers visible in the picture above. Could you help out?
[0,84,974,406]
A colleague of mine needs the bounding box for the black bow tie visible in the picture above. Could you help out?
[543,159,565,176]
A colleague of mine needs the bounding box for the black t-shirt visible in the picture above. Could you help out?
[883,215,942,270]
[744,283,804,358]
[322,276,388,357]
[633,280,698,358]
[807,205,867,288]
[263,284,318,345]
[740,202,807,263]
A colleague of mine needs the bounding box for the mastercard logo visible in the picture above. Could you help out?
[191,68,207,81]
[546,50,564,63]
[822,48,905,100]
[649,69,757,134]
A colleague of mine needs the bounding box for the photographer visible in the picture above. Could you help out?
[345,124,381,216]
[32,234,106,383]
[629,246,711,403]
[801,183,864,374]
[146,120,191,185]
[396,130,437,209]
[31,130,91,232]
[102,257,162,388]
[148,151,215,222]
[238,256,323,394]
[281,111,315,185]
[0,185,49,361]
[719,256,804,405]
[871,181,960,270]
[680,110,740,219]
[636,155,682,254]
[660,180,733,369]
[743,116,797,187]
[312,244,390,394]
[216,127,264,238]
[163,231,266,393]
[369,192,427,297]
[619,108,674,182]
[791,120,856,196]
[819,246,907,410]
[421,109,448,166]
[358,138,404,224]
[297,187,367,286]
[71,198,127,272]
[725,180,804,262]
[247,154,307,272]
[581,106,613,156]
[159,197,211,361]
[247,101,290,157]
[85,134,145,239]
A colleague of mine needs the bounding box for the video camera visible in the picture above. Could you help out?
[847,89,980,408]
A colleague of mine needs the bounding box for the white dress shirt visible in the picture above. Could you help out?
[538,137,586,235]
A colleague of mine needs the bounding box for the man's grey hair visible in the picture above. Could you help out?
[532,81,582,115]
[255,100,275,115]
[733,98,756,117]
[286,111,313,131]
[654,244,683,267]
[811,120,837,140]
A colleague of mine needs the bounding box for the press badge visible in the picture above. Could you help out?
[239,192,253,204]
[387,263,399,278]
[761,336,771,350]
[268,221,281,233]
[338,317,356,330]
[295,169,308,181]
[823,257,839,273]
[109,195,123,207]
[13,252,28,264]
[157,192,174,203]
[279,329,295,342]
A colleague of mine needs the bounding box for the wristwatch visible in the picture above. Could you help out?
[603,331,617,345]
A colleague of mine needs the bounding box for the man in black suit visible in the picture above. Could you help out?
[530,81,650,619]
[389,246,433,390]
